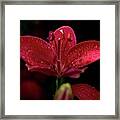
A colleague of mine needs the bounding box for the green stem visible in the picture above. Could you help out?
[56,77,59,91]
[56,77,65,91]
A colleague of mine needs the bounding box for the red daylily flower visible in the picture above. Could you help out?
[20,26,100,78]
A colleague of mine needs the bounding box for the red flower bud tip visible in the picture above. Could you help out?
[20,80,45,100]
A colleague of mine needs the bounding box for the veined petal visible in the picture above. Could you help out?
[20,36,56,74]
[26,64,57,76]
[63,67,88,78]
[72,84,100,100]
[49,26,76,66]
[54,26,76,51]
[65,40,100,69]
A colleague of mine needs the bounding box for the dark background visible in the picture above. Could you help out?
[20,20,100,100]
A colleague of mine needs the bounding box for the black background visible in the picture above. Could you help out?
[20,20,100,100]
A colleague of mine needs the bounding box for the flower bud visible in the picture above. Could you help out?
[54,83,73,100]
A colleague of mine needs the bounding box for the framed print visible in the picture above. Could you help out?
[0,0,119,119]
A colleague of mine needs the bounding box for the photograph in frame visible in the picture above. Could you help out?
[20,20,100,100]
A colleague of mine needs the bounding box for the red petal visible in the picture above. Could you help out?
[49,26,76,66]
[26,65,57,76]
[72,84,100,100]
[63,67,88,78]
[69,73,80,78]
[20,36,56,75]
[65,40,100,69]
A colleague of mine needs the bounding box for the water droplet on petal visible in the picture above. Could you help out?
[60,29,63,34]
[67,33,72,42]
[41,61,43,64]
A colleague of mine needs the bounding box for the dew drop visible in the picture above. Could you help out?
[60,29,63,34]
[48,31,54,41]
[41,61,43,64]
[95,45,98,48]
[67,33,72,42]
